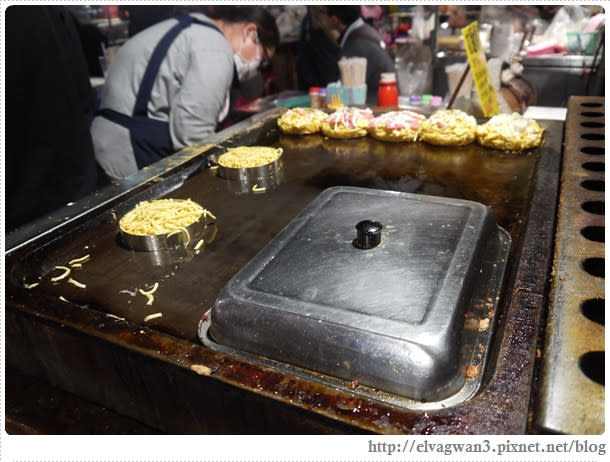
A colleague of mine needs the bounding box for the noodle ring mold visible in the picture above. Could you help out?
[215,146,283,192]
[119,199,210,252]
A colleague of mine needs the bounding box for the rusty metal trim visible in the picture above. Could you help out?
[536,96,605,434]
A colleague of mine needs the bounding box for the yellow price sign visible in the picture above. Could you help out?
[461,21,501,116]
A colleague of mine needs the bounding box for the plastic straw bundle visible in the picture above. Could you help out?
[338,57,367,88]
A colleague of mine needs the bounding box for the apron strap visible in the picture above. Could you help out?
[98,108,131,129]
[132,15,222,117]
[98,15,224,170]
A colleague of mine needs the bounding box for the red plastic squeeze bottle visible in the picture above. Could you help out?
[377,72,398,107]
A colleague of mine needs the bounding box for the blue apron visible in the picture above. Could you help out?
[99,15,223,169]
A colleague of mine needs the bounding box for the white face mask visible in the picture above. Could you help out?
[233,31,261,82]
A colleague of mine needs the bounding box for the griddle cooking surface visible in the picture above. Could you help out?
[8,126,539,343]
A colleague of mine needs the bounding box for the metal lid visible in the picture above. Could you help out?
[201,186,511,404]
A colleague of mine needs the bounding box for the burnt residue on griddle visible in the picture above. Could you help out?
[5,114,561,434]
[295,137,538,238]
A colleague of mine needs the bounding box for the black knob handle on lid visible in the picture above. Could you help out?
[353,220,383,249]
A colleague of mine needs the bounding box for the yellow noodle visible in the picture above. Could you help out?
[106,313,126,321]
[144,312,163,322]
[67,277,87,288]
[119,199,210,236]
[69,254,91,266]
[139,288,155,306]
[51,266,71,282]
[140,282,159,295]
[218,146,282,169]
[167,227,190,246]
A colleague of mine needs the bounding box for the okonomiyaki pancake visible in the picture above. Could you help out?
[476,112,544,152]
[277,107,328,135]
[420,109,477,146]
[321,107,375,139]
[368,110,427,142]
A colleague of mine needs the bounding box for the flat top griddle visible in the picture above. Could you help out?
[9,123,538,341]
[5,112,563,433]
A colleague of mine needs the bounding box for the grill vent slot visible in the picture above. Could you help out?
[536,96,605,434]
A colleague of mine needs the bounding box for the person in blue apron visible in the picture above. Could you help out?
[91,6,279,180]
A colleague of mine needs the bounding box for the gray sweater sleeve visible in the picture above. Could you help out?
[168,30,234,149]
[92,15,234,179]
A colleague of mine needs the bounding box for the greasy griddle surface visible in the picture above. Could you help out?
[11,129,540,342]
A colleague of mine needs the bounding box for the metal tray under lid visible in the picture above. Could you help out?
[199,186,510,406]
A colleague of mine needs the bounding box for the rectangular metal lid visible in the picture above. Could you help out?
[201,186,510,404]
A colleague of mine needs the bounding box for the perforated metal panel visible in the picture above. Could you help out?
[536,96,605,434]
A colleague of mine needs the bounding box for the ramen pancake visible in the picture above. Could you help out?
[277,107,328,135]
[420,109,477,146]
[321,107,375,139]
[368,110,427,142]
[476,112,544,151]
[119,198,208,237]
[218,146,283,169]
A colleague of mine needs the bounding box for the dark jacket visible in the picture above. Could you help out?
[6,6,99,231]
[339,21,395,103]
[296,11,340,90]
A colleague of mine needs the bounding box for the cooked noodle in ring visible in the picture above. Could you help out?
[218,146,283,169]
[119,199,213,236]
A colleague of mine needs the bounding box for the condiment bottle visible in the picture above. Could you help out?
[318,88,327,108]
[377,72,398,107]
[309,87,320,108]
[430,95,443,110]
